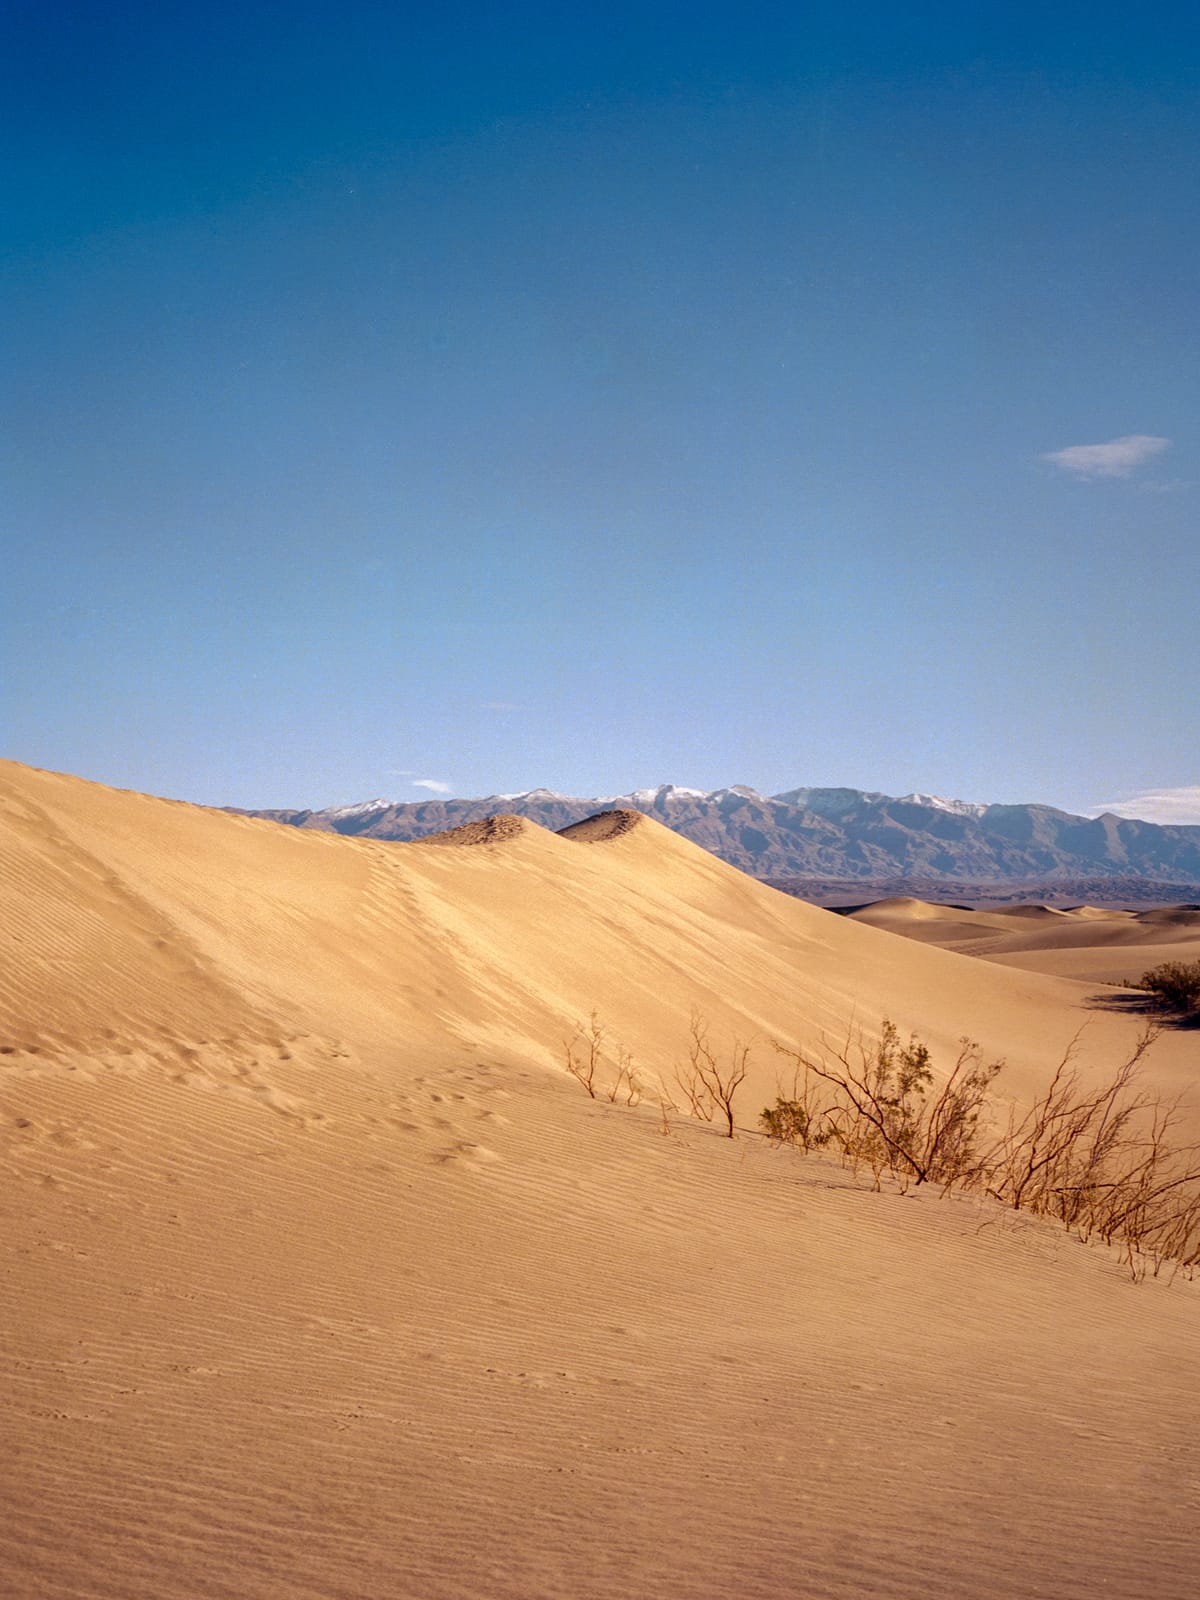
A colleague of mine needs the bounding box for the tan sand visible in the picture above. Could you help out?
[2,759,1198,1599]
[846,895,1200,986]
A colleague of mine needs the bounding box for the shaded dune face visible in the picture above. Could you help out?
[2,759,1199,1600]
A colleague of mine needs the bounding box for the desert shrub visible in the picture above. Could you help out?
[674,1011,748,1138]
[565,1010,746,1134]
[766,1021,1200,1278]
[563,1010,605,1098]
[605,1042,642,1106]
[981,1031,1200,1275]
[766,1022,1001,1192]
[563,1011,641,1104]
[1139,960,1200,1013]
[760,1088,833,1153]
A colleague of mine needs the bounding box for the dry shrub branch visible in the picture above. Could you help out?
[673,1011,749,1138]
[563,1011,642,1105]
[563,1010,605,1099]
[605,1043,642,1106]
[764,1021,1200,1279]
[767,1022,1000,1194]
[981,1031,1200,1276]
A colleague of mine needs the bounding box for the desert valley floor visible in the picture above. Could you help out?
[2,758,1198,1599]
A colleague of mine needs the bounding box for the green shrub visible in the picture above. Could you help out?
[1140,960,1200,1013]
[760,1096,832,1152]
[764,1021,1001,1193]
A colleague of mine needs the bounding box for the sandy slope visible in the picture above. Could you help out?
[2,759,1199,1600]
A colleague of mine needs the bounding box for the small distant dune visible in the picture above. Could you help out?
[853,895,956,919]
[993,903,1073,920]
[844,892,1200,985]
[841,897,1032,942]
[1139,904,1200,928]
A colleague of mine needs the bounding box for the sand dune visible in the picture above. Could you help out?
[844,894,1200,986]
[2,759,1198,1599]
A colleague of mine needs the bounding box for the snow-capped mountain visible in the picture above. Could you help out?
[231,784,1200,896]
[319,799,394,822]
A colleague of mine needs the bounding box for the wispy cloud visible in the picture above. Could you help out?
[1041,434,1170,479]
[1091,787,1200,825]
[387,768,455,795]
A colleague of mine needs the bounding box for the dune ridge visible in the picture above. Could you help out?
[2,758,1198,1600]
[414,813,534,846]
[556,807,646,842]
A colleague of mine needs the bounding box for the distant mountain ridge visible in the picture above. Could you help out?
[232,784,1200,898]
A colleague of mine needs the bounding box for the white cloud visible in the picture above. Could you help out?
[412,777,453,795]
[1090,787,1200,825]
[1041,434,1170,479]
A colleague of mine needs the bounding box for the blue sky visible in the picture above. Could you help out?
[3,3,1198,819]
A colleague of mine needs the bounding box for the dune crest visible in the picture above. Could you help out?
[556,807,645,842]
[413,813,535,847]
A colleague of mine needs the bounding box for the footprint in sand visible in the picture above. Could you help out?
[434,1141,502,1172]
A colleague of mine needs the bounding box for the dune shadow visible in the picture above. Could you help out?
[1084,990,1200,1030]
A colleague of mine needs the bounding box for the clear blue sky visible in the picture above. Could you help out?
[4,3,1198,819]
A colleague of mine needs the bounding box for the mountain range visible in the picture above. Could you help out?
[234,784,1200,904]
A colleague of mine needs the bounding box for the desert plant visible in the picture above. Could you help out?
[655,1084,677,1136]
[564,1014,646,1105]
[983,1034,1148,1216]
[674,1011,748,1138]
[980,1029,1200,1276]
[767,1019,1200,1278]
[769,1021,1002,1191]
[1139,960,1200,1014]
[605,1043,643,1106]
[759,1096,829,1151]
[563,1010,606,1098]
[760,1057,834,1153]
